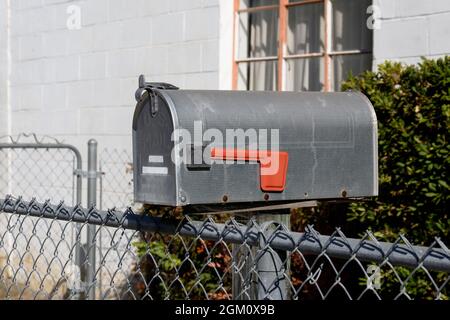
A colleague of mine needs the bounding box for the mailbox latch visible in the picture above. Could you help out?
[135,75,179,117]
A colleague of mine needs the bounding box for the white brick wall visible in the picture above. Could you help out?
[6,0,221,155]
[374,0,450,66]
[0,0,9,137]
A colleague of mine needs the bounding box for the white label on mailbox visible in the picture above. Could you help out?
[142,166,168,175]
[148,155,164,163]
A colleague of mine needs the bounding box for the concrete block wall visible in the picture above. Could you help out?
[7,0,221,154]
[373,0,450,66]
[0,2,222,276]
[0,0,9,196]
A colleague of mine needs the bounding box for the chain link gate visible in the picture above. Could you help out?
[0,133,83,299]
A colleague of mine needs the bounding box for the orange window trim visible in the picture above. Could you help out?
[277,0,288,91]
[232,0,239,90]
[232,0,369,92]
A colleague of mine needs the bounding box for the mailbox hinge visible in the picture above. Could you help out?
[148,90,158,117]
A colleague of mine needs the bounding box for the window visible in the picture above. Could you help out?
[233,0,373,91]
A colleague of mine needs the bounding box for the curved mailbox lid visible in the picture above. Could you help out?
[133,89,378,206]
[158,90,377,158]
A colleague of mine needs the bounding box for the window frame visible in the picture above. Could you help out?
[232,0,373,92]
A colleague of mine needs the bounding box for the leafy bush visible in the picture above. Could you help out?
[341,57,449,244]
[127,206,231,300]
[291,57,449,299]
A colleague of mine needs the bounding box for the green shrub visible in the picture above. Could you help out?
[127,206,232,300]
[290,57,450,299]
[341,57,449,244]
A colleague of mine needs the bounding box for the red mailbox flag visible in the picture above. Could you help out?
[211,148,288,192]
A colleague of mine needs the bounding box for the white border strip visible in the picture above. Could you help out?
[148,155,164,163]
[142,166,168,175]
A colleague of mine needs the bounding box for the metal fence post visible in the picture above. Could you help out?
[232,214,257,300]
[232,211,290,300]
[73,148,83,300]
[255,211,290,300]
[86,139,98,300]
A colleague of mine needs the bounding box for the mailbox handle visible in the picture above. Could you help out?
[210,148,288,192]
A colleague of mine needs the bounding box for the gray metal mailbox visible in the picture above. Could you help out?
[132,77,378,210]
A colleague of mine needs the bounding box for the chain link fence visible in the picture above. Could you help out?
[97,148,134,298]
[0,196,449,300]
[0,133,80,204]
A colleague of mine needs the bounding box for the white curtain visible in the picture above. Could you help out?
[286,3,324,91]
[248,8,278,90]
[242,0,373,91]
[332,0,373,90]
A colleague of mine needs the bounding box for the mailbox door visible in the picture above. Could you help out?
[133,91,177,205]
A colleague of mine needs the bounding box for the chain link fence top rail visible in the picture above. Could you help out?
[0,196,448,300]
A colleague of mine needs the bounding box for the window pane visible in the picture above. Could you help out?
[287,3,324,55]
[238,9,279,59]
[285,57,324,91]
[241,0,279,7]
[238,61,278,91]
[332,53,372,91]
[332,0,373,52]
